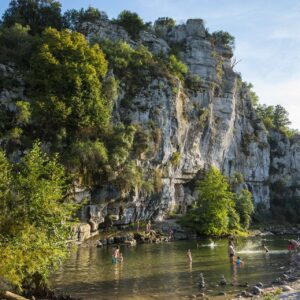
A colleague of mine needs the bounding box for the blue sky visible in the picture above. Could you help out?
[1,0,299,129]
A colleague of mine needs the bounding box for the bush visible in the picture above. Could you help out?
[154,17,176,28]
[167,54,188,80]
[211,30,235,49]
[113,10,146,39]
[170,151,181,166]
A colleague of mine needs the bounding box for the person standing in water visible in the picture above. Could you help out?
[112,245,120,264]
[228,241,235,263]
[262,243,269,253]
[187,249,193,262]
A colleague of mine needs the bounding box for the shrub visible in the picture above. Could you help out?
[170,151,181,166]
[154,17,176,28]
[167,54,188,80]
[211,30,235,49]
[113,10,146,39]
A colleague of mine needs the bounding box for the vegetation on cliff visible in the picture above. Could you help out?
[180,167,254,236]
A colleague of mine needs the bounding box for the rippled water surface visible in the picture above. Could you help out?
[52,236,299,299]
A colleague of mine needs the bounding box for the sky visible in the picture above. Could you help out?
[0,0,299,129]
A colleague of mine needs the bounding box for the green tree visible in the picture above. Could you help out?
[234,189,254,229]
[211,30,235,49]
[28,28,109,145]
[0,142,77,290]
[63,7,108,33]
[154,17,176,28]
[273,104,291,130]
[2,0,63,34]
[181,167,236,235]
[0,23,34,68]
[113,10,146,39]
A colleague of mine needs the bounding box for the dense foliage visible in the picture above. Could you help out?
[255,104,299,137]
[62,7,108,33]
[28,28,109,143]
[211,30,235,49]
[113,10,147,39]
[0,142,77,290]
[2,0,63,34]
[180,167,254,235]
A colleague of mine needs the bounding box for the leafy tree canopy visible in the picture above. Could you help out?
[0,142,77,290]
[2,0,63,34]
[113,10,146,39]
[211,30,235,49]
[28,28,109,144]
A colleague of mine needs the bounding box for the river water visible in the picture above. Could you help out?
[52,236,298,299]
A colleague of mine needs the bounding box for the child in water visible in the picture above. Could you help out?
[235,256,244,266]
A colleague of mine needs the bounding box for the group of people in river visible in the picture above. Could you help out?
[111,221,300,265]
[186,237,300,268]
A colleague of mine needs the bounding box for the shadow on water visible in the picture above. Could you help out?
[51,236,300,299]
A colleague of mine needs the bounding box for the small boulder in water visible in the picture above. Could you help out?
[241,291,253,298]
[238,282,249,288]
[219,275,227,286]
[255,282,263,288]
[198,273,205,288]
[282,285,293,292]
[251,286,262,295]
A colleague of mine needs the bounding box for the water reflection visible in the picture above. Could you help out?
[52,236,297,299]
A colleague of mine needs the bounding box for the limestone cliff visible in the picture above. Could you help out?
[78,18,278,223]
[1,17,299,226]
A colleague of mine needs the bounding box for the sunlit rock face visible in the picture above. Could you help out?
[1,17,298,225]
[77,18,278,224]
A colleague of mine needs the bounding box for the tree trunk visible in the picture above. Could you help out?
[1,291,29,300]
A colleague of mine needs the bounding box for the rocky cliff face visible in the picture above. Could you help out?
[80,18,277,224]
[1,18,299,226]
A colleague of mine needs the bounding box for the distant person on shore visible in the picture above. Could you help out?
[228,241,235,262]
[262,243,269,253]
[112,245,120,264]
[187,249,193,262]
[146,220,151,233]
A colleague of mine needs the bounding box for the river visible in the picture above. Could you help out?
[51,235,298,299]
